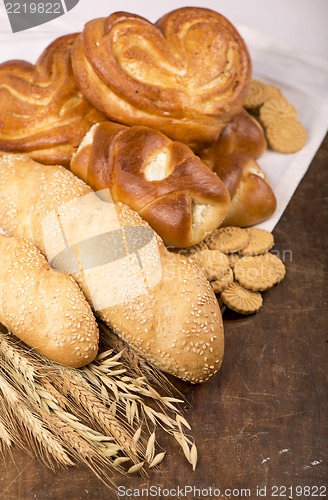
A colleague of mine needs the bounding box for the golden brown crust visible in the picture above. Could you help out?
[70,122,231,248]
[200,110,267,163]
[0,34,104,166]
[211,155,277,227]
[0,153,224,383]
[71,7,251,149]
[0,235,99,367]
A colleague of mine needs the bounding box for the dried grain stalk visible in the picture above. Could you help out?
[0,323,198,487]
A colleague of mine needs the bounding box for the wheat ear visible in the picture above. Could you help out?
[0,372,73,468]
[53,368,142,462]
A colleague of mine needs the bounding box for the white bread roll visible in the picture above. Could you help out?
[0,154,224,383]
[0,234,99,367]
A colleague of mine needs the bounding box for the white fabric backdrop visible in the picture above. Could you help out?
[0,0,328,232]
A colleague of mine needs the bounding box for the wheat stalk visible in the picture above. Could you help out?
[52,369,142,462]
[0,333,138,474]
[0,324,198,484]
[0,335,36,381]
[0,399,12,449]
[83,349,198,470]
[0,353,137,486]
[98,322,176,393]
[42,411,123,487]
[0,371,73,468]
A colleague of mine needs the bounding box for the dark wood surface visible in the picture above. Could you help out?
[1,135,327,500]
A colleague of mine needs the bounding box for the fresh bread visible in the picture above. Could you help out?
[71,7,251,151]
[70,121,231,248]
[211,155,277,227]
[200,109,267,164]
[0,154,224,383]
[0,34,104,167]
[0,234,99,367]
[198,114,274,227]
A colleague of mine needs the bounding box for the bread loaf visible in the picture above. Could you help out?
[0,34,104,166]
[200,110,267,163]
[70,121,231,248]
[0,234,99,367]
[211,155,277,227]
[71,7,251,150]
[0,154,224,383]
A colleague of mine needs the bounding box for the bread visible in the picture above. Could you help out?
[200,109,267,164]
[71,7,251,151]
[0,234,99,367]
[0,153,224,383]
[211,155,277,227]
[0,34,104,167]
[198,113,274,227]
[70,121,231,248]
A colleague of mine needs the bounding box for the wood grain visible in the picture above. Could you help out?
[0,134,327,499]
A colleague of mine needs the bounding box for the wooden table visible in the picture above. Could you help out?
[1,135,327,500]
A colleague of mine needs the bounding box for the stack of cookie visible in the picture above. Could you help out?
[184,227,286,315]
[244,80,307,154]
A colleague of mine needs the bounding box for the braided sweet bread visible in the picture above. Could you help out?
[70,121,231,248]
[0,34,104,166]
[71,7,252,151]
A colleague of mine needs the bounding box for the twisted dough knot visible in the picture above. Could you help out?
[71,7,252,150]
[0,34,104,166]
[70,121,231,248]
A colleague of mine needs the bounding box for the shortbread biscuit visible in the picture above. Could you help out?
[266,117,307,153]
[210,268,234,294]
[183,241,208,256]
[234,253,286,291]
[265,84,282,100]
[221,281,263,314]
[241,228,274,256]
[205,227,249,253]
[227,252,240,269]
[259,96,298,127]
[191,249,230,281]
[244,80,270,109]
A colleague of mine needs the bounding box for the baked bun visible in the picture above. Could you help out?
[0,153,224,383]
[71,7,251,150]
[0,34,104,166]
[212,155,277,227]
[0,234,99,368]
[70,121,231,248]
[200,109,267,165]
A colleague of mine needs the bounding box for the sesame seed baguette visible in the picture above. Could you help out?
[0,234,99,367]
[0,154,224,383]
